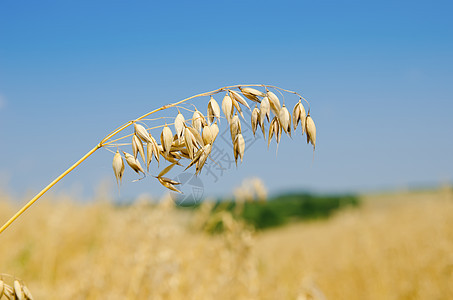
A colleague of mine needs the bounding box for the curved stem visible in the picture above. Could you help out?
[0,144,101,234]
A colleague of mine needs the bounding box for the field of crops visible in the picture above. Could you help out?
[1,187,452,299]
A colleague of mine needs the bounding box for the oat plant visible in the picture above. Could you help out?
[0,84,316,234]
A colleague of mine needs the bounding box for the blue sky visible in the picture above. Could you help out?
[0,0,452,201]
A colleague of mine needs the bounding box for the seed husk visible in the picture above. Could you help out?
[161,124,173,158]
[188,126,204,148]
[222,93,233,123]
[251,106,260,137]
[229,89,251,110]
[239,87,265,102]
[305,114,316,149]
[207,96,221,124]
[132,134,146,163]
[183,125,198,159]
[0,280,4,298]
[292,100,306,134]
[230,113,242,142]
[279,104,291,136]
[158,162,177,178]
[233,133,245,165]
[202,124,214,145]
[14,280,24,300]
[22,285,33,300]
[123,151,145,175]
[192,109,207,132]
[266,90,281,116]
[158,177,182,193]
[174,112,185,139]
[260,96,271,124]
[196,144,212,175]
[112,150,125,186]
[210,121,219,142]
[134,123,153,144]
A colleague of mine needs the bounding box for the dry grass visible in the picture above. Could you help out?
[1,187,452,299]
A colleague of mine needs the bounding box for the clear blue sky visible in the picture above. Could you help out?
[1,0,452,201]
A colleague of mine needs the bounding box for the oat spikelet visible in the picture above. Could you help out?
[210,121,219,142]
[112,150,125,186]
[132,134,146,163]
[123,151,145,175]
[134,123,153,144]
[279,104,291,136]
[14,280,24,300]
[22,285,33,300]
[0,280,4,298]
[292,100,306,134]
[268,116,281,147]
[222,93,233,123]
[202,125,214,145]
[174,112,185,139]
[260,96,271,124]
[305,114,316,149]
[192,109,207,132]
[233,133,245,165]
[196,144,212,175]
[229,89,251,110]
[266,90,281,116]
[161,124,173,158]
[239,86,265,102]
[158,177,182,193]
[251,105,260,137]
[183,126,195,159]
[207,96,221,124]
[230,113,242,142]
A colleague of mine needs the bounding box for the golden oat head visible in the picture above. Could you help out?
[0,84,317,236]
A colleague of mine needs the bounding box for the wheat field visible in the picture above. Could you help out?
[0,186,452,299]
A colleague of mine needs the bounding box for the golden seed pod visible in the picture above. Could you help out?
[196,144,212,175]
[279,104,291,136]
[22,285,33,300]
[132,134,146,163]
[222,93,233,123]
[210,121,219,142]
[207,96,221,124]
[174,112,185,139]
[123,151,145,175]
[239,86,265,102]
[161,124,173,158]
[184,126,195,159]
[260,96,271,125]
[268,116,281,147]
[192,109,207,132]
[305,114,316,149]
[292,100,306,134]
[158,177,182,193]
[202,124,214,145]
[234,133,245,165]
[14,280,24,300]
[266,90,281,116]
[230,113,242,142]
[134,123,153,144]
[251,106,260,137]
[188,126,204,148]
[112,150,125,186]
[229,89,251,110]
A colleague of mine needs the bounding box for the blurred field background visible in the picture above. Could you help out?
[1,183,452,300]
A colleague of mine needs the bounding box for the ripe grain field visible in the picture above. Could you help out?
[0,187,452,299]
